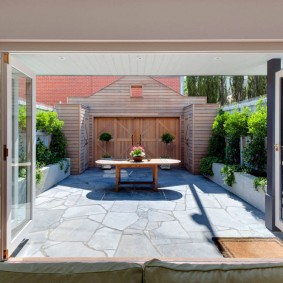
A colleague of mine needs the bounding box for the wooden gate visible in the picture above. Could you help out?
[94,117,180,160]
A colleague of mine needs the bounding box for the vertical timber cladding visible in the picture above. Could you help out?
[94,117,180,161]
[184,104,219,174]
[56,104,89,174]
[80,105,90,172]
[68,76,208,166]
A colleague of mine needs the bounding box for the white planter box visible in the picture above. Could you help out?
[208,163,265,213]
[160,164,171,170]
[101,158,112,169]
[36,158,71,195]
[19,159,71,197]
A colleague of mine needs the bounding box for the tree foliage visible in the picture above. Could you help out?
[243,99,267,173]
[247,99,267,138]
[184,75,266,105]
[18,105,27,130]
[208,109,228,160]
[230,76,246,102]
[36,111,64,134]
[185,76,220,103]
[184,76,198,96]
[218,76,228,105]
[247,76,267,99]
[224,107,250,164]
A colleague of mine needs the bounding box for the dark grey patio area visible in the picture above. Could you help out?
[15,168,276,258]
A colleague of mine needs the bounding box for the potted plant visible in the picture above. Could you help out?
[130,146,145,162]
[160,132,175,169]
[99,132,112,169]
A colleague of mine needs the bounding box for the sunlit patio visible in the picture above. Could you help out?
[12,168,278,259]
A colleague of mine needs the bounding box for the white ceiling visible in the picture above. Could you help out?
[12,53,283,76]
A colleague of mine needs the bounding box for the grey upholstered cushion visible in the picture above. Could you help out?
[0,261,143,283]
[143,259,283,283]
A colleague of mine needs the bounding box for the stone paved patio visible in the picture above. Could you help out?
[14,168,277,258]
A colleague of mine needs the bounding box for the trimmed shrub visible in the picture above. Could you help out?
[201,156,221,176]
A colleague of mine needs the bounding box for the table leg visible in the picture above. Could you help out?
[153,165,158,191]
[116,165,120,192]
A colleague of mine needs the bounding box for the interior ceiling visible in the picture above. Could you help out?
[12,52,283,76]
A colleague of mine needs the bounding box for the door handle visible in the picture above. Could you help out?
[139,135,141,145]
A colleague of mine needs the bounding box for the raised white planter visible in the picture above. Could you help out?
[101,157,112,169]
[19,158,71,197]
[36,158,71,195]
[208,163,265,213]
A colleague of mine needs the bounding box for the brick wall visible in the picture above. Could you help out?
[36,76,180,106]
[153,76,180,93]
[36,76,120,106]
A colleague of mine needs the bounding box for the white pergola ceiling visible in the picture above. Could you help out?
[12,53,283,76]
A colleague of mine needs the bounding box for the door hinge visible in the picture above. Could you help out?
[3,145,8,160]
[3,249,8,260]
[3,53,9,64]
[275,144,280,151]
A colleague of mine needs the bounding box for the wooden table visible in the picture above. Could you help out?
[95,159,181,192]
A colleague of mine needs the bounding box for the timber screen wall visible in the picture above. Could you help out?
[184,104,219,174]
[56,76,218,174]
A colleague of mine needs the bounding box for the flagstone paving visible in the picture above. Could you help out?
[14,168,278,258]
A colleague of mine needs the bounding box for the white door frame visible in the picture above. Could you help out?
[0,54,4,260]
[2,54,36,257]
[275,69,283,231]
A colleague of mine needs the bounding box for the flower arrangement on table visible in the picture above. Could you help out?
[130,146,145,162]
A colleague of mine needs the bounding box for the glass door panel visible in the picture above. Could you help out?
[280,78,283,226]
[275,71,283,231]
[2,55,36,257]
[0,54,3,259]
[11,67,33,239]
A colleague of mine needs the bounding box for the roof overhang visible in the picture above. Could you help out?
[11,52,283,76]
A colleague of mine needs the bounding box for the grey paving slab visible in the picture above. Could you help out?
[36,199,66,209]
[115,234,161,257]
[150,221,190,240]
[63,205,106,218]
[148,210,175,222]
[156,242,222,258]
[205,208,247,230]
[64,194,81,206]
[35,197,53,206]
[31,209,65,232]
[45,242,105,257]
[173,211,211,232]
[139,201,176,211]
[102,212,139,230]
[15,167,281,259]
[129,218,148,230]
[146,222,160,231]
[16,243,44,257]
[88,213,106,223]
[111,201,139,213]
[226,206,264,225]
[49,219,99,242]
[26,230,49,243]
[88,227,122,250]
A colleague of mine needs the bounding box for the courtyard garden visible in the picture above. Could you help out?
[201,98,267,212]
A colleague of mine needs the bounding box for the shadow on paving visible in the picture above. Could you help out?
[58,167,264,220]
[86,187,183,201]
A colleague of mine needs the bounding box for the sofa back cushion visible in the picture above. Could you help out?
[143,259,283,283]
[0,261,143,283]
